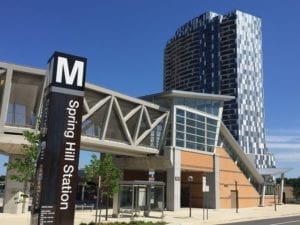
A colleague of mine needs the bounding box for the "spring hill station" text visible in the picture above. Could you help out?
[59,99,80,210]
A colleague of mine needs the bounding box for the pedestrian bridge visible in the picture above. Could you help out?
[0,61,169,157]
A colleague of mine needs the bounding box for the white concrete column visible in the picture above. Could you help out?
[206,154,220,209]
[3,154,29,214]
[112,192,119,218]
[166,148,181,211]
[260,183,266,207]
[0,65,13,131]
[112,169,124,218]
[279,173,285,204]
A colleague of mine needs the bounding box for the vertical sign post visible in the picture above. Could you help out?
[235,181,239,213]
[187,176,193,218]
[31,52,87,225]
[202,175,209,220]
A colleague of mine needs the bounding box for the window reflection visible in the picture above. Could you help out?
[6,71,43,128]
[175,108,218,152]
[175,98,220,116]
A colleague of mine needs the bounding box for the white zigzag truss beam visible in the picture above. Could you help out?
[82,96,111,122]
[83,98,90,114]
[158,111,169,150]
[135,113,168,146]
[133,106,144,144]
[124,105,142,122]
[143,107,152,129]
[81,87,168,152]
[101,97,113,140]
[113,97,133,145]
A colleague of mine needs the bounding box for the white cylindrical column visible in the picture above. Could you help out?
[166,148,181,211]
[279,173,285,205]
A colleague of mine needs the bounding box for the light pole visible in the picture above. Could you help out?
[273,180,277,212]
[268,177,277,212]
[235,181,239,213]
[95,176,101,223]
[188,176,194,217]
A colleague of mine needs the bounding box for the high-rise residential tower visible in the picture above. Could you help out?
[163,10,275,169]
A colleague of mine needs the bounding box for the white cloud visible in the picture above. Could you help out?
[266,135,300,143]
[275,152,300,162]
[266,128,300,164]
[267,143,300,149]
[266,128,300,150]
[266,128,300,136]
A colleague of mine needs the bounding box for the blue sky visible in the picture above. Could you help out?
[0,0,299,178]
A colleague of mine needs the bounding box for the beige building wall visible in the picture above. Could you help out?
[121,147,265,209]
[216,147,260,208]
[181,151,214,207]
[181,150,214,172]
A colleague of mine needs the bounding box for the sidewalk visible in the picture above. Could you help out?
[0,204,299,225]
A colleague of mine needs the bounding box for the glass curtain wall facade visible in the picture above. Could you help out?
[143,93,222,154]
[175,107,218,152]
[163,10,275,168]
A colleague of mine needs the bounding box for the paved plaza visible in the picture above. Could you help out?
[0,204,299,225]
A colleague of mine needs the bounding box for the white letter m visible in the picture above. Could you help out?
[56,56,84,87]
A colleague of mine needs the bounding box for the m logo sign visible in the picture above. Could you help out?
[49,52,87,91]
[31,52,87,225]
[56,56,84,87]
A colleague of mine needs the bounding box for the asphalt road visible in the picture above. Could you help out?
[219,215,300,225]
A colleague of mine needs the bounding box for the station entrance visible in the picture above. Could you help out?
[181,171,206,208]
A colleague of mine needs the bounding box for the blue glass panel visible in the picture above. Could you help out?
[207,117,218,126]
[197,129,205,136]
[177,108,185,116]
[207,124,217,132]
[197,144,205,150]
[186,126,196,134]
[176,131,184,140]
[196,114,205,122]
[187,119,196,126]
[206,145,214,152]
[186,141,196,149]
[186,134,196,142]
[207,131,216,139]
[207,139,215,145]
[176,116,184,124]
[186,111,195,119]
[176,124,184,132]
[176,139,184,147]
[196,122,205,129]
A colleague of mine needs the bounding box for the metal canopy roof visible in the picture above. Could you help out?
[142,90,234,102]
[257,168,293,176]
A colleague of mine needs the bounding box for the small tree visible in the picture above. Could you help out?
[85,153,122,221]
[293,178,300,199]
[287,178,300,199]
[0,175,5,182]
[5,130,39,213]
